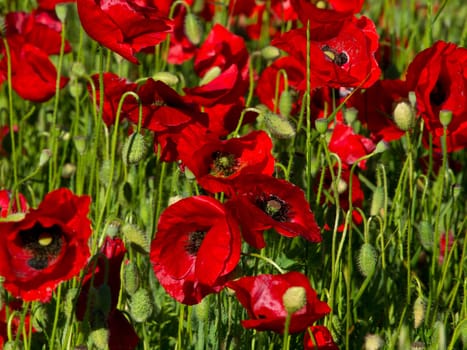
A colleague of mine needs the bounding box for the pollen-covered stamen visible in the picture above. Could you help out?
[322,45,349,66]
[19,224,64,270]
[210,151,238,177]
[256,194,291,222]
[185,231,206,256]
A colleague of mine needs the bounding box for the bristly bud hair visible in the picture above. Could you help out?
[364,334,384,350]
[393,101,415,131]
[130,288,154,322]
[282,286,307,314]
[432,321,446,350]
[357,243,378,277]
[122,132,147,165]
[123,260,140,295]
[413,296,426,329]
[89,328,109,350]
[121,223,150,253]
[264,111,296,139]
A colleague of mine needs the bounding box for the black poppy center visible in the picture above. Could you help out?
[185,231,207,256]
[210,151,238,177]
[256,194,290,222]
[429,80,447,106]
[19,223,64,270]
[322,45,348,66]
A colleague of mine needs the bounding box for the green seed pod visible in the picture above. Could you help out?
[370,186,385,217]
[264,111,296,139]
[121,223,150,253]
[199,66,221,86]
[123,260,140,295]
[315,118,329,134]
[184,12,203,45]
[413,296,426,329]
[282,286,307,314]
[122,132,147,165]
[261,46,281,60]
[357,243,378,277]
[439,110,453,128]
[344,107,358,125]
[39,149,52,168]
[130,288,154,323]
[70,62,86,79]
[393,101,415,131]
[279,90,293,117]
[89,328,109,350]
[418,221,434,251]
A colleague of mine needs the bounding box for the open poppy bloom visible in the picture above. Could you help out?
[227,174,322,249]
[406,40,467,152]
[227,272,331,334]
[304,325,339,349]
[150,196,241,305]
[77,0,173,64]
[0,188,92,302]
[178,130,275,195]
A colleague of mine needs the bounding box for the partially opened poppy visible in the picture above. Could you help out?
[150,196,242,305]
[227,272,331,334]
[0,188,92,302]
[76,0,173,64]
[0,190,28,217]
[304,325,339,349]
[227,174,322,249]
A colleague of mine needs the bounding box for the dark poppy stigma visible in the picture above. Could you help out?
[185,231,207,256]
[19,223,63,270]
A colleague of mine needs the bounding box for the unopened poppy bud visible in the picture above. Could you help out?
[184,12,203,45]
[370,186,385,217]
[121,223,150,253]
[123,260,140,295]
[282,286,307,314]
[69,82,84,98]
[39,149,52,167]
[344,107,358,125]
[70,62,86,79]
[279,90,293,117]
[413,296,426,329]
[199,66,221,86]
[374,140,389,154]
[315,118,329,134]
[89,328,109,350]
[55,4,68,22]
[130,288,153,322]
[411,341,425,349]
[261,46,281,60]
[152,72,180,87]
[439,110,453,127]
[357,243,378,277]
[4,340,24,350]
[315,1,327,9]
[195,297,210,322]
[337,178,348,194]
[122,132,147,165]
[62,163,77,178]
[418,221,433,251]
[73,136,87,155]
[264,111,296,139]
[105,219,121,237]
[364,334,384,350]
[393,101,415,131]
[99,159,112,185]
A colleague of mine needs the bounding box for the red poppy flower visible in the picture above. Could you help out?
[227,272,331,334]
[273,15,381,89]
[346,79,409,143]
[0,188,92,302]
[0,10,70,102]
[150,196,242,305]
[76,0,173,64]
[184,24,250,106]
[76,237,139,350]
[328,123,376,169]
[0,190,28,218]
[38,0,76,10]
[227,174,322,249]
[406,41,467,152]
[0,301,34,348]
[304,325,339,349]
[178,130,275,195]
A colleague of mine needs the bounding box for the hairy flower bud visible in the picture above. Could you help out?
[264,111,296,139]
[121,223,150,253]
[393,101,415,131]
[123,260,140,295]
[357,243,378,277]
[122,132,147,165]
[130,288,153,322]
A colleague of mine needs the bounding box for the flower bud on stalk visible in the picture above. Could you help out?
[123,260,140,295]
[393,101,415,131]
[184,12,203,45]
[357,243,378,277]
[121,223,150,253]
[122,132,147,165]
[130,288,154,322]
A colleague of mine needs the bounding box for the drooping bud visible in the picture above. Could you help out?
[184,12,203,45]
[3,340,24,350]
[261,46,281,61]
[413,296,426,329]
[199,66,221,86]
[152,72,180,87]
[398,325,410,350]
[393,101,415,131]
[263,111,296,139]
[279,90,293,117]
[282,286,307,314]
[357,243,378,277]
[130,288,154,322]
[123,260,140,295]
[121,223,150,253]
[62,163,77,178]
[122,132,147,165]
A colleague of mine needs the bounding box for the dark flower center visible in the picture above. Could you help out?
[19,224,64,270]
[210,151,238,177]
[322,45,348,66]
[256,194,290,222]
[185,231,207,256]
[429,80,447,106]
